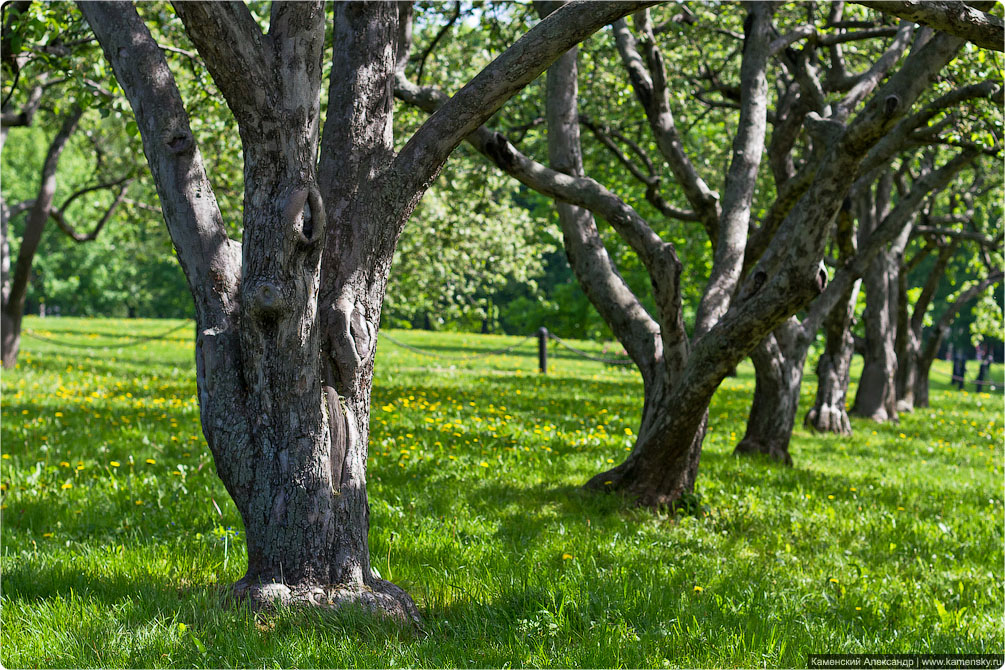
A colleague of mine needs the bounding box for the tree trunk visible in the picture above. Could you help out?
[852,247,901,422]
[734,319,807,465]
[805,279,861,434]
[1,107,83,368]
[914,324,947,407]
[584,371,707,507]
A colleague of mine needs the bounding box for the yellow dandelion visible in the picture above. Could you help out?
[135,500,143,505]
[42,532,53,538]
[561,553,574,560]
[693,586,704,593]
[0,454,9,460]
[145,459,156,465]
[59,461,70,468]
[479,461,488,468]
[110,461,120,468]
[828,495,835,500]
[604,480,613,485]
[624,427,633,436]
[55,412,63,417]
[61,482,72,490]
[829,578,839,584]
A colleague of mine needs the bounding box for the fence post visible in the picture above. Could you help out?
[538,327,548,374]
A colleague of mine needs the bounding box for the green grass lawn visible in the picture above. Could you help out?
[2,317,1003,668]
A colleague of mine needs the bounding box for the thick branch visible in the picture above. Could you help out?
[170,2,267,130]
[78,1,241,320]
[694,2,774,339]
[611,13,720,239]
[389,0,657,213]
[855,1,1004,52]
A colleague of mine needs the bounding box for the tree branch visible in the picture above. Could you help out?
[51,179,131,242]
[854,1,1004,52]
[388,0,658,210]
[79,1,241,319]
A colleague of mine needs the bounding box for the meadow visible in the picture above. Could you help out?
[1,316,1002,668]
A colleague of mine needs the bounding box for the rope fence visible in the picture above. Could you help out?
[21,322,999,388]
[21,321,190,350]
[377,325,627,371]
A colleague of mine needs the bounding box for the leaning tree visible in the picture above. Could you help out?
[399,1,1004,499]
[77,0,656,620]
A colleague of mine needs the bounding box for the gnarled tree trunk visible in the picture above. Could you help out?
[735,319,808,465]
[83,0,653,619]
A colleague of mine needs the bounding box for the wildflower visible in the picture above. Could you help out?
[624,427,633,436]
[110,461,120,468]
[829,578,839,584]
[55,412,63,417]
[0,454,9,460]
[61,482,72,490]
[693,586,704,593]
[562,553,574,560]
[135,500,143,505]
[145,459,156,465]
[828,495,835,500]
[42,532,54,538]
[479,461,488,468]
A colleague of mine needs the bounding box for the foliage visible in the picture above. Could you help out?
[2,318,1002,667]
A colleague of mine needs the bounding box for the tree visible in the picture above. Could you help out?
[399,2,1003,499]
[1,2,136,366]
[77,0,654,619]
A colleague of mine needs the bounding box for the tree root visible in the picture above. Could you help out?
[230,576,422,629]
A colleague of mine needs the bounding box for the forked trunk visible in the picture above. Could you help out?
[734,322,808,465]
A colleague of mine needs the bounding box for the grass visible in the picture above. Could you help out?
[1,316,1003,668]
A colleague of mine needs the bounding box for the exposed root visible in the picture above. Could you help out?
[804,404,852,435]
[230,577,422,629]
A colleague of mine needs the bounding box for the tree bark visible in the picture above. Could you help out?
[734,319,808,465]
[804,281,861,434]
[82,0,652,620]
[852,243,901,422]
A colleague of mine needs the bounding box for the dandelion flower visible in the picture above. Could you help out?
[693,586,704,593]
[145,459,156,465]
[61,482,72,490]
[110,461,120,468]
[829,578,839,584]
[562,553,574,560]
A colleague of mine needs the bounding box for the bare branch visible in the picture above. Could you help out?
[415,1,461,85]
[695,2,775,339]
[51,179,131,242]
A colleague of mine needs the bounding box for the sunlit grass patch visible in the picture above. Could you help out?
[2,317,1002,667]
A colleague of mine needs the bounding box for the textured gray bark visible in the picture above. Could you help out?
[852,243,903,422]
[895,240,956,412]
[854,1,1004,52]
[734,320,807,465]
[80,0,651,618]
[805,203,860,434]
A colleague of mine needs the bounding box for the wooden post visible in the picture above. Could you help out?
[538,327,548,374]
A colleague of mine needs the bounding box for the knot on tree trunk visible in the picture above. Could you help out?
[283,186,325,246]
[247,279,288,320]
